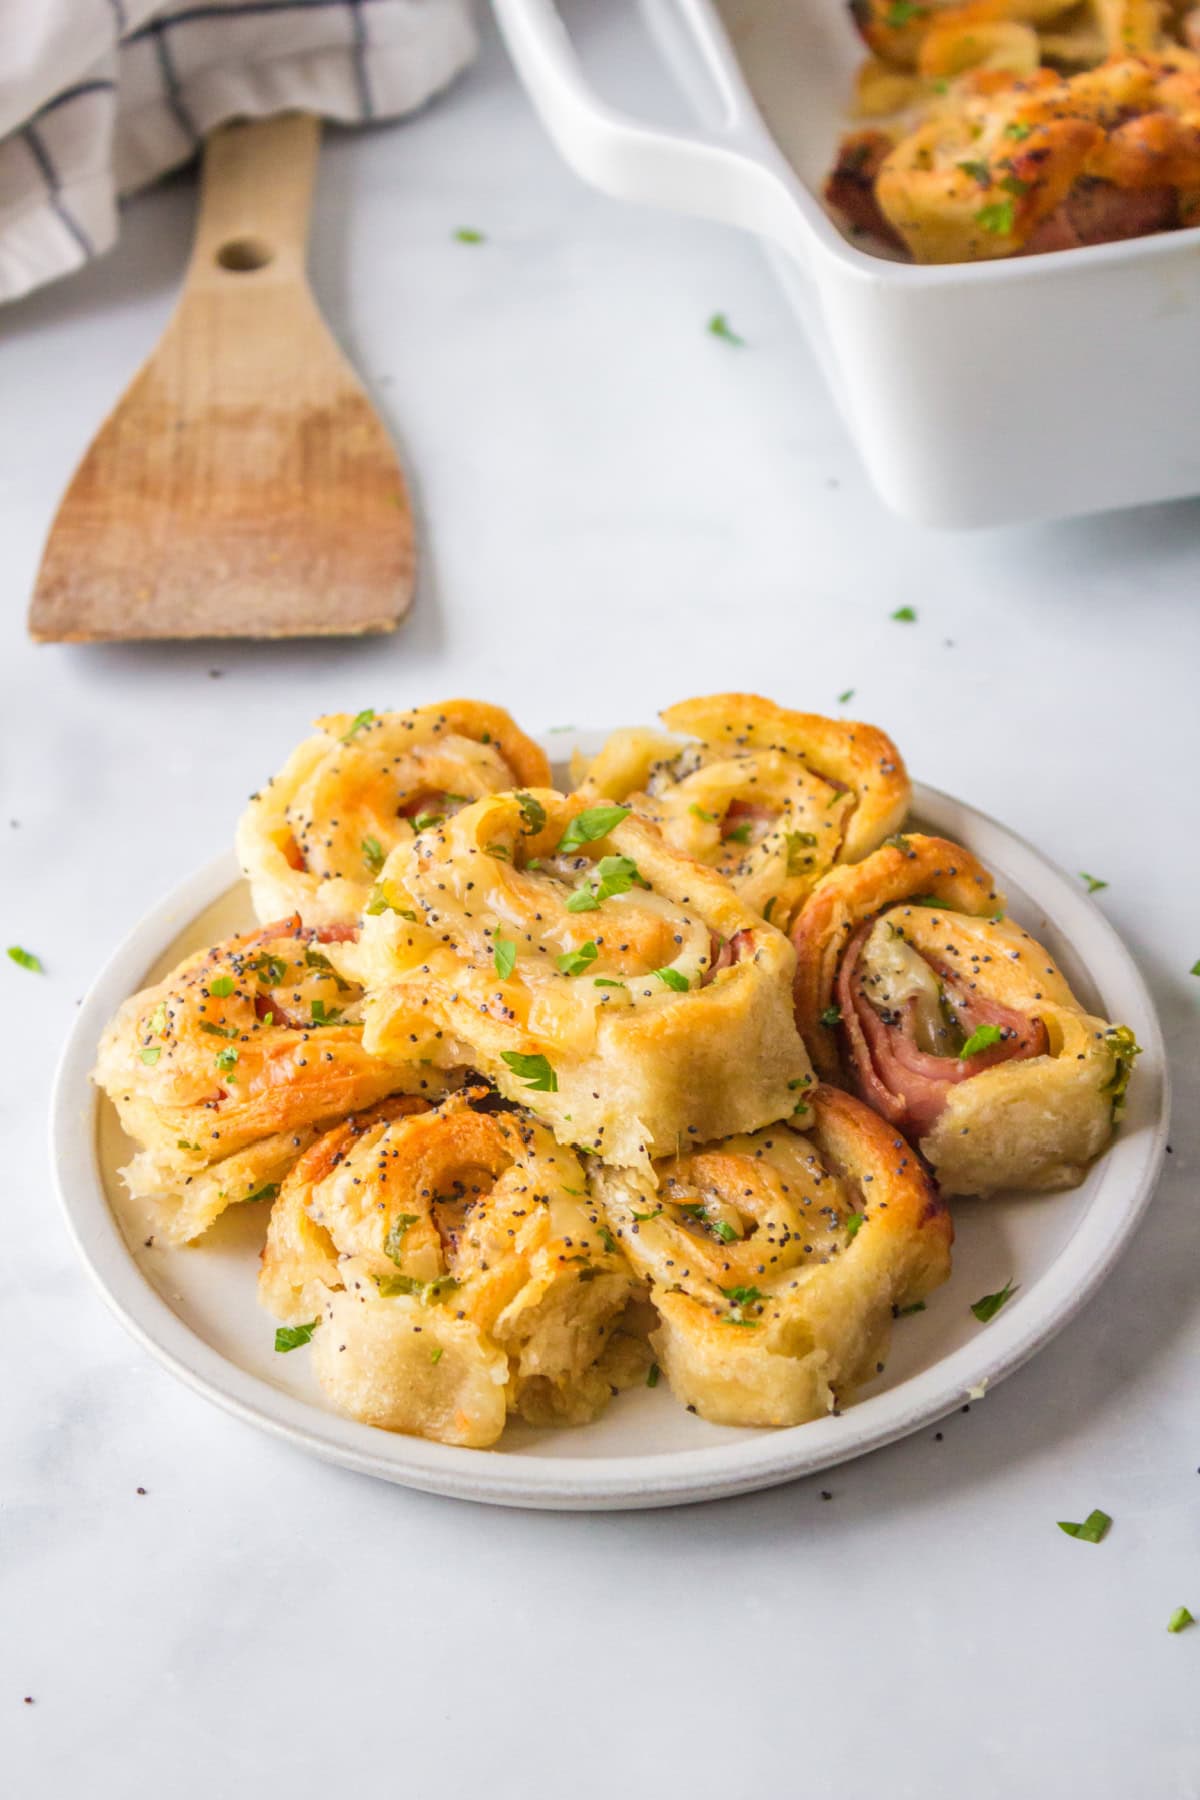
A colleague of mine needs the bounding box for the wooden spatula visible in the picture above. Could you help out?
[29,113,415,642]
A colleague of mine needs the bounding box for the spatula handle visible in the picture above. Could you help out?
[189,112,321,283]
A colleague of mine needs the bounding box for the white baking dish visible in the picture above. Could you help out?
[493,0,1200,527]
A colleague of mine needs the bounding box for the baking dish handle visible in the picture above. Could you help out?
[492,0,805,256]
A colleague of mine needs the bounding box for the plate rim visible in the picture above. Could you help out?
[51,769,1170,1510]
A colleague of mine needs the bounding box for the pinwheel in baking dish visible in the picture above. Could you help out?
[237,701,550,928]
[333,787,813,1168]
[575,694,910,930]
[830,48,1200,261]
[94,917,449,1242]
[593,1084,952,1427]
[258,1091,645,1446]
[791,834,1138,1195]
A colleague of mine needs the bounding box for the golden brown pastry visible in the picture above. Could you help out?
[791,834,1138,1195]
[830,49,1200,262]
[259,1091,645,1446]
[334,788,813,1170]
[236,701,550,927]
[94,916,449,1242]
[593,1085,952,1427]
[575,694,910,930]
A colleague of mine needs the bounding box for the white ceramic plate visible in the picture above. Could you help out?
[52,740,1169,1509]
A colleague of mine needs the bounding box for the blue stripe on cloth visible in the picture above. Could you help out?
[32,80,117,122]
[21,125,95,257]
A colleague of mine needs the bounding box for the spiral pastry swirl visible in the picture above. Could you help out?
[259,1092,643,1446]
[335,787,813,1168]
[94,916,448,1242]
[594,1085,952,1427]
[237,700,550,928]
[576,694,910,930]
[791,834,1137,1195]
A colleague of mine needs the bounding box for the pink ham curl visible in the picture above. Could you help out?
[835,921,1046,1138]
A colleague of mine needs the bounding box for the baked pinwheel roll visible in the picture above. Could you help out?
[237,701,550,928]
[575,694,910,929]
[334,787,813,1168]
[593,1085,952,1428]
[94,917,448,1243]
[791,834,1138,1196]
[259,1092,644,1447]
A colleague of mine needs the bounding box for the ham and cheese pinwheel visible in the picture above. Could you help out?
[835,50,1200,263]
[94,917,449,1242]
[259,1092,644,1447]
[575,694,910,930]
[792,835,1138,1196]
[237,701,550,928]
[594,1085,952,1427]
[334,788,813,1169]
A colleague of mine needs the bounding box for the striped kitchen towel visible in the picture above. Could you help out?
[0,0,478,303]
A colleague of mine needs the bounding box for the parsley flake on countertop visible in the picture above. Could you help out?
[454,227,485,243]
[837,688,855,705]
[493,937,517,980]
[275,1320,319,1352]
[1057,1508,1111,1544]
[891,606,917,622]
[1168,1606,1195,1633]
[708,312,745,346]
[501,1050,558,1092]
[971,1278,1018,1322]
[558,805,630,852]
[7,945,42,972]
[340,710,375,743]
[960,1024,1003,1059]
[1079,872,1108,893]
[1191,961,1200,976]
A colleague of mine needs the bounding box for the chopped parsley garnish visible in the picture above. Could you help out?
[365,883,415,919]
[516,792,546,836]
[200,1021,239,1039]
[711,1219,738,1244]
[275,1320,319,1352]
[885,0,927,20]
[6,945,42,972]
[960,1023,1003,1059]
[384,1212,420,1265]
[558,804,630,853]
[454,227,485,243]
[362,835,385,874]
[1168,1606,1195,1633]
[976,198,1015,235]
[1057,1508,1111,1544]
[209,975,235,998]
[689,803,716,822]
[844,1212,865,1241]
[410,811,444,833]
[376,1272,460,1304]
[707,312,745,346]
[558,941,598,977]
[593,976,626,989]
[724,820,753,845]
[785,830,818,873]
[241,1183,279,1206]
[566,854,646,912]
[493,937,517,980]
[310,999,341,1025]
[957,158,990,185]
[176,1138,200,1152]
[763,898,777,923]
[215,1046,238,1072]
[1101,1024,1140,1118]
[971,1278,1017,1322]
[1191,961,1200,977]
[500,1050,558,1092]
[430,1346,444,1364]
[891,605,917,622]
[646,1362,661,1388]
[883,832,912,851]
[1004,120,1032,140]
[1001,172,1030,197]
[632,1207,663,1221]
[598,1225,618,1255]
[820,1004,843,1028]
[140,1046,162,1065]
[893,1300,926,1317]
[252,954,288,985]
[340,710,375,743]
[1079,871,1108,893]
[721,1284,764,1306]
[653,967,690,992]
[838,688,855,704]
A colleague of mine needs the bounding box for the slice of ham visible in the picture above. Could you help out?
[703,928,754,986]
[721,799,775,840]
[836,922,1047,1138]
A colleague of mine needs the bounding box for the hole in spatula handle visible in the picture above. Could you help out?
[216,237,274,272]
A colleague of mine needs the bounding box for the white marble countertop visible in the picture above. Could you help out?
[3,6,1197,1795]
